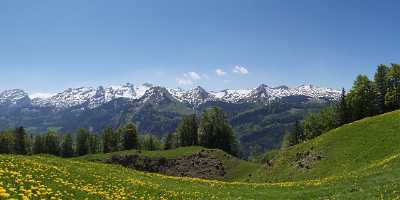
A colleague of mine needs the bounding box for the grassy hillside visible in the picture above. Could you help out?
[254,109,400,182]
[0,110,399,199]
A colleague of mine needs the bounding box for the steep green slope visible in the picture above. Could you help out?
[254,109,400,182]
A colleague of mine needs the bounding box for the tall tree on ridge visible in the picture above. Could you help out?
[374,64,389,113]
[385,64,400,110]
[122,123,139,150]
[14,126,27,155]
[177,114,198,146]
[61,133,74,157]
[76,128,89,156]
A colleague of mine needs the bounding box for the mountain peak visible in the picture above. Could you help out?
[6,82,339,109]
[0,89,30,105]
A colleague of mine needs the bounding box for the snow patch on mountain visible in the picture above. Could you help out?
[0,83,340,109]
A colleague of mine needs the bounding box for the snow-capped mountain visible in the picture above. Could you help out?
[31,83,153,109]
[0,89,31,106]
[0,83,340,109]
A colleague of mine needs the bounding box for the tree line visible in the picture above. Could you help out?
[0,107,238,156]
[0,123,161,157]
[166,107,238,156]
[283,63,400,147]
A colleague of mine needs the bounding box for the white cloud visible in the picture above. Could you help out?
[187,72,201,80]
[233,65,249,75]
[177,71,206,85]
[177,77,193,85]
[216,68,226,76]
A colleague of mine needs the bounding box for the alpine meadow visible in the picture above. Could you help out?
[0,1,400,200]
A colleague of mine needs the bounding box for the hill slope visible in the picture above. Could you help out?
[254,109,400,182]
[0,110,399,199]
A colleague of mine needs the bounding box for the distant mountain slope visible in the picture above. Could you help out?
[0,83,339,157]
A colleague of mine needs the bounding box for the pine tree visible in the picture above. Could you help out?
[61,133,74,157]
[102,127,114,153]
[374,64,389,113]
[122,123,139,150]
[198,107,238,155]
[347,75,378,120]
[88,133,100,154]
[164,133,179,150]
[177,114,198,146]
[293,121,304,144]
[385,64,400,110]
[44,129,60,156]
[0,130,14,154]
[76,128,89,156]
[14,127,27,154]
[33,134,44,154]
[338,88,349,125]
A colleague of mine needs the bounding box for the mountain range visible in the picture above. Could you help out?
[0,83,340,157]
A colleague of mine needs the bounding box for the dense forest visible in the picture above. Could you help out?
[0,107,238,157]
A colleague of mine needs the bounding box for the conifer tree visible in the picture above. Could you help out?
[347,75,378,120]
[88,133,100,154]
[14,126,27,155]
[102,127,114,153]
[0,130,14,154]
[33,134,44,154]
[385,64,400,110]
[177,114,198,146]
[338,88,349,125]
[45,129,60,156]
[198,107,238,155]
[164,133,179,150]
[374,64,389,113]
[76,128,89,156]
[61,133,74,157]
[122,123,139,150]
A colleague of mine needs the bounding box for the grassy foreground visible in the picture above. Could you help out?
[0,110,399,199]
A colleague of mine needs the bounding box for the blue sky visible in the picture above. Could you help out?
[0,0,399,94]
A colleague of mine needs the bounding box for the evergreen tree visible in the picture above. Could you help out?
[76,128,89,156]
[347,75,378,120]
[303,107,339,140]
[102,127,114,153]
[0,130,14,154]
[337,88,349,125]
[164,133,179,150]
[385,64,400,110]
[177,114,198,146]
[61,133,74,157]
[374,64,389,113]
[122,123,139,150]
[292,121,304,145]
[14,126,27,154]
[142,134,161,151]
[44,129,60,156]
[88,133,100,154]
[198,107,238,155]
[33,134,44,154]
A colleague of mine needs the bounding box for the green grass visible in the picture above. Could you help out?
[78,146,262,182]
[78,146,206,161]
[0,110,399,199]
[254,109,400,183]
